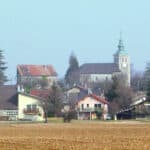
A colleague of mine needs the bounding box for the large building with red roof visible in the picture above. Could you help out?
[17,64,57,88]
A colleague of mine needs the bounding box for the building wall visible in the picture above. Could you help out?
[78,97,104,110]
[118,55,130,86]
[0,110,18,120]
[18,94,44,121]
[80,74,112,84]
[17,74,57,87]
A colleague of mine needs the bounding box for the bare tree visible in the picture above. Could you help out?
[145,61,150,101]
[49,84,63,116]
[105,75,134,116]
[131,70,145,91]
[41,83,64,123]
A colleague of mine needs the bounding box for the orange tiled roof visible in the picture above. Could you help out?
[90,94,109,104]
[30,89,50,99]
[17,65,57,76]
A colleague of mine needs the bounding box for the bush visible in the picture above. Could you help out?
[63,111,76,123]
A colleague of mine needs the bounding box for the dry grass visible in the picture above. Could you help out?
[0,121,150,150]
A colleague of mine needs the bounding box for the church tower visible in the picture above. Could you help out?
[114,34,130,86]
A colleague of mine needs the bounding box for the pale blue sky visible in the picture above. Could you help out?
[0,0,150,83]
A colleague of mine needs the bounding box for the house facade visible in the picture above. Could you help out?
[18,93,45,121]
[77,94,109,120]
[17,64,57,88]
[79,36,130,86]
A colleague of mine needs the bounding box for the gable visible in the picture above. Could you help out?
[18,93,45,103]
[78,94,109,105]
[18,93,41,105]
[79,97,102,105]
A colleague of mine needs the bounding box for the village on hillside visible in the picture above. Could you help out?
[0,37,149,122]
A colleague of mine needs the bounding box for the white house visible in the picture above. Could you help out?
[18,92,45,121]
[77,94,109,120]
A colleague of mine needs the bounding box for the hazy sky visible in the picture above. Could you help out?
[0,0,150,83]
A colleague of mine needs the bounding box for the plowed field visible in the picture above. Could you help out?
[0,121,150,150]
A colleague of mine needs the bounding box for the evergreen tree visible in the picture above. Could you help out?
[65,52,79,87]
[0,50,7,85]
[105,76,119,102]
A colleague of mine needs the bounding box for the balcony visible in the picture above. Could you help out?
[77,108,101,112]
[23,108,40,115]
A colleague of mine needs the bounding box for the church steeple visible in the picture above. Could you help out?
[118,32,124,51]
[114,33,130,86]
[116,33,128,55]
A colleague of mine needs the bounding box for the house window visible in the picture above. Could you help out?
[25,104,38,114]
[98,104,101,108]
[96,77,98,81]
[81,104,84,110]
[95,104,97,108]
[27,105,32,112]
[87,104,89,108]
[32,104,37,111]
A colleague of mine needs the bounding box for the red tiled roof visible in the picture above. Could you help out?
[17,65,57,76]
[90,94,109,104]
[78,93,109,105]
[30,89,50,99]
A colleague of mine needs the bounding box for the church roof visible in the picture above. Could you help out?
[115,34,128,56]
[80,63,120,74]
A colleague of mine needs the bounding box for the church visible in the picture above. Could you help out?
[79,36,130,86]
